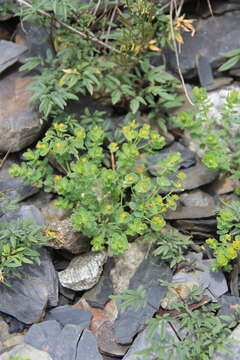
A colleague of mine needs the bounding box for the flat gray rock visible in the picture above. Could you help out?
[45,305,92,328]
[0,72,43,152]
[148,141,196,176]
[114,256,172,345]
[180,190,215,208]
[76,329,103,360]
[1,205,44,226]
[52,324,85,360]
[123,323,179,360]
[0,40,27,73]
[0,343,53,360]
[25,320,62,357]
[166,11,240,77]
[165,205,216,220]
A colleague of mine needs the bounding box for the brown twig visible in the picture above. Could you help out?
[110,152,116,171]
[0,148,11,172]
[169,0,194,106]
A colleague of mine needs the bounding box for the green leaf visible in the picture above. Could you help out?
[130,98,140,113]
[218,55,240,72]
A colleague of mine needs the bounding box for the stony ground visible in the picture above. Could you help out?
[1,1,240,359]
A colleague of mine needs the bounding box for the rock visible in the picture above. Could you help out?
[218,295,240,322]
[41,200,70,223]
[180,190,215,208]
[196,55,213,87]
[123,323,180,360]
[0,343,53,360]
[96,321,129,357]
[46,217,90,254]
[45,305,92,328]
[1,205,44,226]
[83,258,114,309]
[209,174,237,195]
[212,324,240,360]
[113,256,172,345]
[147,141,196,176]
[161,254,228,309]
[202,0,240,17]
[165,205,216,220]
[206,77,233,91]
[0,25,11,41]
[167,164,219,193]
[174,218,217,234]
[166,11,240,77]
[58,252,107,291]
[0,40,27,74]
[0,248,58,323]
[16,22,53,61]
[2,334,24,349]
[52,324,85,360]
[21,248,59,307]
[0,321,9,343]
[25,320,62,357]
[0,159,39,208]
[230,69,240,77]
[0,71,43,153]
[76,329,103,360]
[1,314,25,334]
[207,85,240,121]
[110,241,153,294]
[0,277,48,324]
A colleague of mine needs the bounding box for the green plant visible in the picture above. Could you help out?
[206,201,240,271]
[8,356,30,360]
[0,219,49,284]
[112,286,237,360]
[17,0,183,119]
[9,118,186,255]
[172,87,240,179]
[218,49,240,72]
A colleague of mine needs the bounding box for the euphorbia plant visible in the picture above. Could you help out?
[10,116,184,254]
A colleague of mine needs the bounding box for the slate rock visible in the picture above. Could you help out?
[76,329,103,360]
[25,320,62,357]
[46,217,90,254]
[174,218,217,234]
[114,256,172,345]
[45,305,92,328]
[1,314,25,334]
[0,343,53,360]
[161,254,228,309]
[0,71,43,152]
[218,295,240,322]
[212,324,240,360]
[166,164,219,193]
[1,205,44,226]
[0,40,27,74]
[96,321,129,357]
[209,175,236,195]
[180,190,215,208]
[165,205,216,220]
[123,323,179,360]
[148,141,196,176]
[196,55,213,87]
[52,324,85,360]
[0,277,48,324]
[58,251,107,291]
[202,0,240,17]
[84,258,114,309]
[21,248,59,307]
[166,11,240,77]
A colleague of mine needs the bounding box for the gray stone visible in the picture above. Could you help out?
[206,77,234,91]
[84,258,114,309]
[161,255,228,309]
[0,40,27,74]
[202,0,240,17]
[2,334,24,349]
[174,218,217,234]
[196,55,213,87]
[52,324,85,360]
[21,248,59,307]
[45,305,92,328]
[0,343,53,360]
[76,329,103,360]
[167,164,219,193]
[1,205,44,226]
[58,252,107,291]
[166,11,240,77]
[180,190,215,208]
[0,71,43,153]
[212,324,240,360]
[218,295,240,322]
[25,320,62,357]
[123,323,179,360]
[165,205,216,220]
[148,141,196,176]
[114,256,172,345]
[0,277,48,324]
